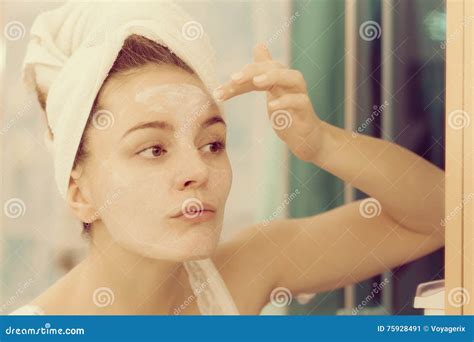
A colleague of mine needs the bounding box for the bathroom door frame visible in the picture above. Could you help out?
[445,0,473,315]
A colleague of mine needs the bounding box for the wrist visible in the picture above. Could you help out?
[309,120,341,166]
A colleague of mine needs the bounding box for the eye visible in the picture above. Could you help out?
[200,140,226,154]
[137,144,167,158]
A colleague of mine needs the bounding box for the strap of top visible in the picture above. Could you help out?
[183,258,239,315]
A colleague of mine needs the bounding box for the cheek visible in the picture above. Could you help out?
[94,168,183,258]
[87,156,232,260]
[86,159,166,235]
[98,164,170,226]
[209,162,232,205]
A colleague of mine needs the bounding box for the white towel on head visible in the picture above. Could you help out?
[22,0,221,199]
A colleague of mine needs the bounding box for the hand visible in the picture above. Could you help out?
[213,43,324,162]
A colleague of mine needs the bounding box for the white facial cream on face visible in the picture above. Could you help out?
[135,83,212,118]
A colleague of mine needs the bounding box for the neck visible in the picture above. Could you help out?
[69,225,190,315]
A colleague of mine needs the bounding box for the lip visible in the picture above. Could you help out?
[170,201,217,221]
[175,210,216,223]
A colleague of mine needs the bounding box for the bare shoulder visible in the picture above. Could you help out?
[25,282,63,314]
[29,262,84,314]
[212,221,286,315]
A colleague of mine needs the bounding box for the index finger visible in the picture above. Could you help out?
[253,42,273,63]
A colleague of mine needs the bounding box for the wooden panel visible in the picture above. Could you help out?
[462,0,473,315]
[445,0,472,315]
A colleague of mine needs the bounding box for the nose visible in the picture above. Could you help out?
[174,150,209,191]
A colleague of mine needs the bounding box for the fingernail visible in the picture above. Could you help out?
[268,99,279,108]
[213,88,224,101]
[253,74,267,84]
[231,71,244,81]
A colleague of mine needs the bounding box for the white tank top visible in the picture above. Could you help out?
[9,258,239,315]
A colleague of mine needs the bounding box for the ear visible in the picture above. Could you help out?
[67,167,96,224]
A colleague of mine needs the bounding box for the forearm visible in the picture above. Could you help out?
[310,121,445,236]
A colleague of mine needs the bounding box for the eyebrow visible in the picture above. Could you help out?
[122,115,227,139]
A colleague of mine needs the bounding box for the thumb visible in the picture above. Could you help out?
[253,42,272,63]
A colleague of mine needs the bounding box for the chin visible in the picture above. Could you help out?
[144,243,218,262]
[124,224,221,261]
[176,227,221,261]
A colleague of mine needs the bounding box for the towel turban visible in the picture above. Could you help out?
[22,0,220,199]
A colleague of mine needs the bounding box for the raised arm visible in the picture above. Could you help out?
[213,43,444,309]
[264,121,445,295]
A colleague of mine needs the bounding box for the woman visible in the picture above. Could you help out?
[11,2,444,315]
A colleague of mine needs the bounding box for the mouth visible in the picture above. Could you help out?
[170,201,217,222]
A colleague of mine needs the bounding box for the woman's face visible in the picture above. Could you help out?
[76,64,232,261]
